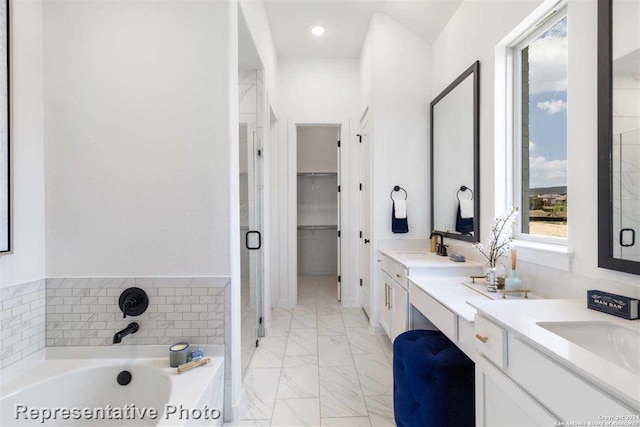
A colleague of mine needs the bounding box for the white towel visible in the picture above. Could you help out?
[394,200,407,219]
[460,199,474,219]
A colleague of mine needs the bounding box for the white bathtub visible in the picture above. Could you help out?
[0,349,224,427]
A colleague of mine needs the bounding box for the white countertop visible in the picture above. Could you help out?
[408,276,536,323]
[472,299,640,410]
[379,249,483,270]
[408,276,489,322]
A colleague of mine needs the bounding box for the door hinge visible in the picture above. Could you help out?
[257,149,262,157]
[338,185,341,193]
[357,134,362,143]
[259,317,263,324]
[255,339,259,347]
[360,231,363,238]
[338,275,341,283]
[338,230,341,238]
[360,278,363,287]
[359,183,363,191]
[337,140,341,148]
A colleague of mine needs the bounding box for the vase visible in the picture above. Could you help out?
[504,269,523,291]
[485,265,498,292]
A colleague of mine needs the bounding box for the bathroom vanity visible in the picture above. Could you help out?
[473,300,639,424]
[376,249,481,341]
[400,272,640,424]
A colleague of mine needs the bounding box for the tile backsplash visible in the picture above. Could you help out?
[45,277,229,347]
[1,279,46,369]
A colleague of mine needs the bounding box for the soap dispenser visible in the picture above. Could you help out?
[430,230,438,253]
[504,249,523,291]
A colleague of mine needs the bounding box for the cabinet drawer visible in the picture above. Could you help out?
[382,256,397,277]
[457,317,475,361]
[508,336,636,421]
[410,286,456,341]
[475,315,507,369]
[394,266,408,290]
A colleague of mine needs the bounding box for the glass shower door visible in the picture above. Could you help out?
[240,124,264,378]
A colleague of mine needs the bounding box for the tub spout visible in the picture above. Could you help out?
[113,322,139,344]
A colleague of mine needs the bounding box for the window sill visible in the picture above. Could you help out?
[512,239,574,272]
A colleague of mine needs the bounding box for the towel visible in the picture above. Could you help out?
[459,199,474,219]
[456,203,474,234]
[394,199,407,219]
[392,202,409,234]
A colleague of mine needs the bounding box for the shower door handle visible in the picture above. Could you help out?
[620,228,635,247]
[246,231,262,250]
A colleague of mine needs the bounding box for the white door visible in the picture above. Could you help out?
[360,114,372,316]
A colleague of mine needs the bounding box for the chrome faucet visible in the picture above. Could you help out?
[113,322,139,344]
[429,232,448,257]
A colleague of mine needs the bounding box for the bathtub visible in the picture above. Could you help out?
[0,349,224,427]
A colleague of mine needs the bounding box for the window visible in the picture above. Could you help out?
[513,11,568,242]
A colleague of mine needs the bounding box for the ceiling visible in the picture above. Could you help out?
[264,0,463,58]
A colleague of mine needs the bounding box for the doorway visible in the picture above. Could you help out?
[296,125,341,305]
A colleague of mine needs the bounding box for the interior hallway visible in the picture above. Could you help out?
[235,277,396,426]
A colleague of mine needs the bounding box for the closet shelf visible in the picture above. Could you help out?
[297,225,338,230]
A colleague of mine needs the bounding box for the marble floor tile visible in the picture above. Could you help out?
[285,328,318,356]
[317,315,346,336]
[352,353,393,396]
[341,308,369,328]
[291,313,318,329]
[320,417,372,427]
[241,368,281,420]
[249,336,287,369]
[364,395,394,427]
[224,419,271,426]
[277,366,320,399]
[271,315,292,337]
[271,398,321,427]
[272,307,293,317]
[319,366,368,418]
[375,334,393,363]
[316,304,342,316]
[293,304,318,315]
[318,335,353,367]
[283,355,319,368]
[346,328,384,355]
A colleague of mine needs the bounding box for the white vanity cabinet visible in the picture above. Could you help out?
[378,258,409,341]
[474,314,638,425]
[379,270,393,336]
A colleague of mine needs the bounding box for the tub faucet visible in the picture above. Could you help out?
[113,322,139,344]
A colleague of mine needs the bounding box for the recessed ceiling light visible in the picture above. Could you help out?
[310,25,326,37]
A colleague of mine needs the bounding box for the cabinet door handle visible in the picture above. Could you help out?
[396,274,402,278]
[388,286,392,309]
[475,334,489,343]
[386,284,390,308]
[384,283,388,308]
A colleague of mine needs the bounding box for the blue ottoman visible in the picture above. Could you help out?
[393,330,475,427]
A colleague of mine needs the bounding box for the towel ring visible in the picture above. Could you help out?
[390,185,408,201]
[456,185,474,202]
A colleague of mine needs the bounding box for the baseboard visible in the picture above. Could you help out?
[369,323,386,336]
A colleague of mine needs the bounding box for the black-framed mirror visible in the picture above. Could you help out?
[430,61,480,243]
[598,0,640,275]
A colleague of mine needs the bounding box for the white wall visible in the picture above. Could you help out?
[42,0,234,278]
[360,13,431,328]
[0,0,45,289]
[432,0,640,296]
[276,58,361,307]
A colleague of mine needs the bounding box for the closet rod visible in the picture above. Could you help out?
[297,225,337,230]
[297,172,337,177]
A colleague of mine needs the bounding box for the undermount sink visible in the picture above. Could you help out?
[537,321,640,375]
